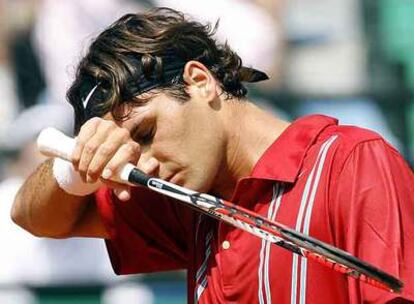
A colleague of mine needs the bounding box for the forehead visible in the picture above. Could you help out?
[103,104,150,128]
[103,91,162,127]
[101,90,185,131]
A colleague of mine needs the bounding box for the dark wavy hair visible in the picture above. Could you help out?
[67,7,257,133]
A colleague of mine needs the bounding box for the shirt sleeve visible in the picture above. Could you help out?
[95,185,195,275]
[332,139,414,303]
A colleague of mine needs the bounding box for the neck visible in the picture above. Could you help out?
[211,100,290,200]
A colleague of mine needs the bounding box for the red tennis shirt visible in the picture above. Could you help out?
[95,115,414,303]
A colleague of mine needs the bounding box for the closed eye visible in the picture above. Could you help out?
[139,128,155,145]
[132,124,155,145]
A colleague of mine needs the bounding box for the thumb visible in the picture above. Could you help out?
[113,185,131,201]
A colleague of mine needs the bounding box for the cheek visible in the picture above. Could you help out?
[152,130,204,165]
[151,123,224,191]
[148,118,186,163]
[150,100,225,186]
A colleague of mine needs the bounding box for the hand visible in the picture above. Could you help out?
[71,117,140,201]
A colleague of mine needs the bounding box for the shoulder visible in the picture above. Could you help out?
[308,123,413,197]
[319,124,402,172]
[325,124,387,153]
[322,125,413,202]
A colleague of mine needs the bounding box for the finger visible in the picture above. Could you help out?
[72,118,100,169]
[139,157,160,175]
[102,142,141,180]
[99,178,128,189]
[77,121,115,182]
[86,128,131,182]
[113,187,131,201]
[99,178,131,202]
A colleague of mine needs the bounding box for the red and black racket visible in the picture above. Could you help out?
[38,128,403,293]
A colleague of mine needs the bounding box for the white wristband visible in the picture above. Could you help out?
[52,158,102,196]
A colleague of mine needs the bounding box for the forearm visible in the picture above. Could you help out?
[11,158,91,238]
[11,117,142,239]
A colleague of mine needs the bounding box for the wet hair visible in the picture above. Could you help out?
[67,7,267,133]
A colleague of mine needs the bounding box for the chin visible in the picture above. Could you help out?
[168,169,215,193]
[170,177,201,192]
[188,178,214,193]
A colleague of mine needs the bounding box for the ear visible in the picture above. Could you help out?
[183,61,217,101]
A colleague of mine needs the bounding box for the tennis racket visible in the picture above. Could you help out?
[37,127,403,293]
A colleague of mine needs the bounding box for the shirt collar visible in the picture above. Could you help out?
[249,114,338,183]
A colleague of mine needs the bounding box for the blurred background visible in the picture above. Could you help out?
[0,0,412,303]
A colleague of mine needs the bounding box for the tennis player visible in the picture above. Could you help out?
[12,8,414,303]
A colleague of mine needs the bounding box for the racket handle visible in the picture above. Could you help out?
[37,128,149,186]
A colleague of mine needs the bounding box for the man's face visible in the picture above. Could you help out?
[118,92,226,193]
